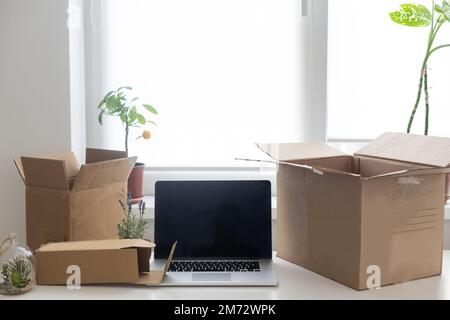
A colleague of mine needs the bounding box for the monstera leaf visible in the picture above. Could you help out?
[389,4,433,27]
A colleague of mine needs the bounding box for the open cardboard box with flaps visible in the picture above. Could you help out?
[14,148,137,250]
[257,132,450,181]
[252,132,450,290]
[35,239,178,286]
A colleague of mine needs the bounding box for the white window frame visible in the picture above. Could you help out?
[79,0,329,196]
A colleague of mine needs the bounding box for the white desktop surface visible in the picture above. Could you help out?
[3,251,450,300]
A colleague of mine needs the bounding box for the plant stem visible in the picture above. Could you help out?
[428,43,450,56]
[406,9,450,134]
[407,69,425,133]
[125,123,129,154]
[424,66,430,135]
[407,12,438,134]
[423,0,435,136]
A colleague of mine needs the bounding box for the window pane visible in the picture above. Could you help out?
[328,0,450,139]
[91,0,309,166]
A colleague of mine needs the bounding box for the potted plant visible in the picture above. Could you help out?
[97,86,158,203]
[0,234,36,295]
[389,1,450,135]
[117,195,148,239]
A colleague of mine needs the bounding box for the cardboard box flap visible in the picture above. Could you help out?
[20,157,69,190]
[37,238,155,252]
[13,157,25,183]
[39,152,80,177]
[356,132,450,168]
[256,143,347,162]
[72,156,137,192]
[14,152,79,183]
[366,166,450,180]
[35,239,159,285]
[135,241,177,286]
[86,148,128,164]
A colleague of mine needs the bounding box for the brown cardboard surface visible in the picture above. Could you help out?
[35,240,176,286]
[277,159,361,178]
[21,157,69,191]
[368,167,450,180]
[40,152,80,178]
[86,148,128,164]
[14,148,136,250]
[356,132,450,167]
[261,132,449,290]
[356,156,426,178]
[38,239,155,251]
[291,156,354,173]
[15,152,80,179]
[13,157,25,183]
[36,249,140,285]
[359,174,445,288]
[68,184,127,241]
[447,176,450,201]
[72,157,137,192]
[257,142,347,162]
[277,163,363,289]
[26,187,70,250]
[135,241,177,286]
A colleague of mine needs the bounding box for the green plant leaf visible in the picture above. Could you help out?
[98,109,105,125]
[118,86,132,91]
[97,100,105,110]
[435,1,450,22]
[6,257,32,289]
[128,106,137,125]
[389,4,432,27]
[105,95,117,112]
[104,90,114,99]
[135,113,146,125]
[143,104,158,115]
[98,91,114,109]
[435,0,449,12]
[147,120,157,126]
[119,111,128,124]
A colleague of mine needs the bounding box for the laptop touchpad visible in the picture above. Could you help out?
[192,273,232,282]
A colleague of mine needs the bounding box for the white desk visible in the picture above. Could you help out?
[3,252,450,300]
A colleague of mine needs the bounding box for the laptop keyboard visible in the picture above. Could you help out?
[168,261,261,272]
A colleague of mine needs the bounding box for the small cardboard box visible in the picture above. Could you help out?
[35,239,176,286]
[14,148,137,250]
[257,132,450,290]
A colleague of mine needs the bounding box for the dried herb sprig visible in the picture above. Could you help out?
[117,194,148,239]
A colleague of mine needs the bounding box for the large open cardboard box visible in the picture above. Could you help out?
[14,148,137,250]
[257,132,450,290]
[35,239,176,286]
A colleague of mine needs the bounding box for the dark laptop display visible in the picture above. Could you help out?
[154,181,272,260]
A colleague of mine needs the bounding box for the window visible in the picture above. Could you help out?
[328,0,450,141]
[84,0,326,167]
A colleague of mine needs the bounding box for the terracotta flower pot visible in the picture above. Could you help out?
[128,162,145,204]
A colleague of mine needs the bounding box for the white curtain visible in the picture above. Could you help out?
[84,0,323,166]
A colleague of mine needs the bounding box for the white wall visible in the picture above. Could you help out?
[0,0,72,242]
[68,0,86,161]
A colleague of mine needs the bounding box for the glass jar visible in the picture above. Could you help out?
[0,234,36,295]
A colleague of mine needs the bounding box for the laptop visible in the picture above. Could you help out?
[152,180,278,286]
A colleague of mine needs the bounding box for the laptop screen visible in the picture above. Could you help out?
[154,180,272,259]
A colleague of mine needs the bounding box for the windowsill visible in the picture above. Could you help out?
[135,196,278,221]
[136,198,450,221]
[141,166,277,197]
